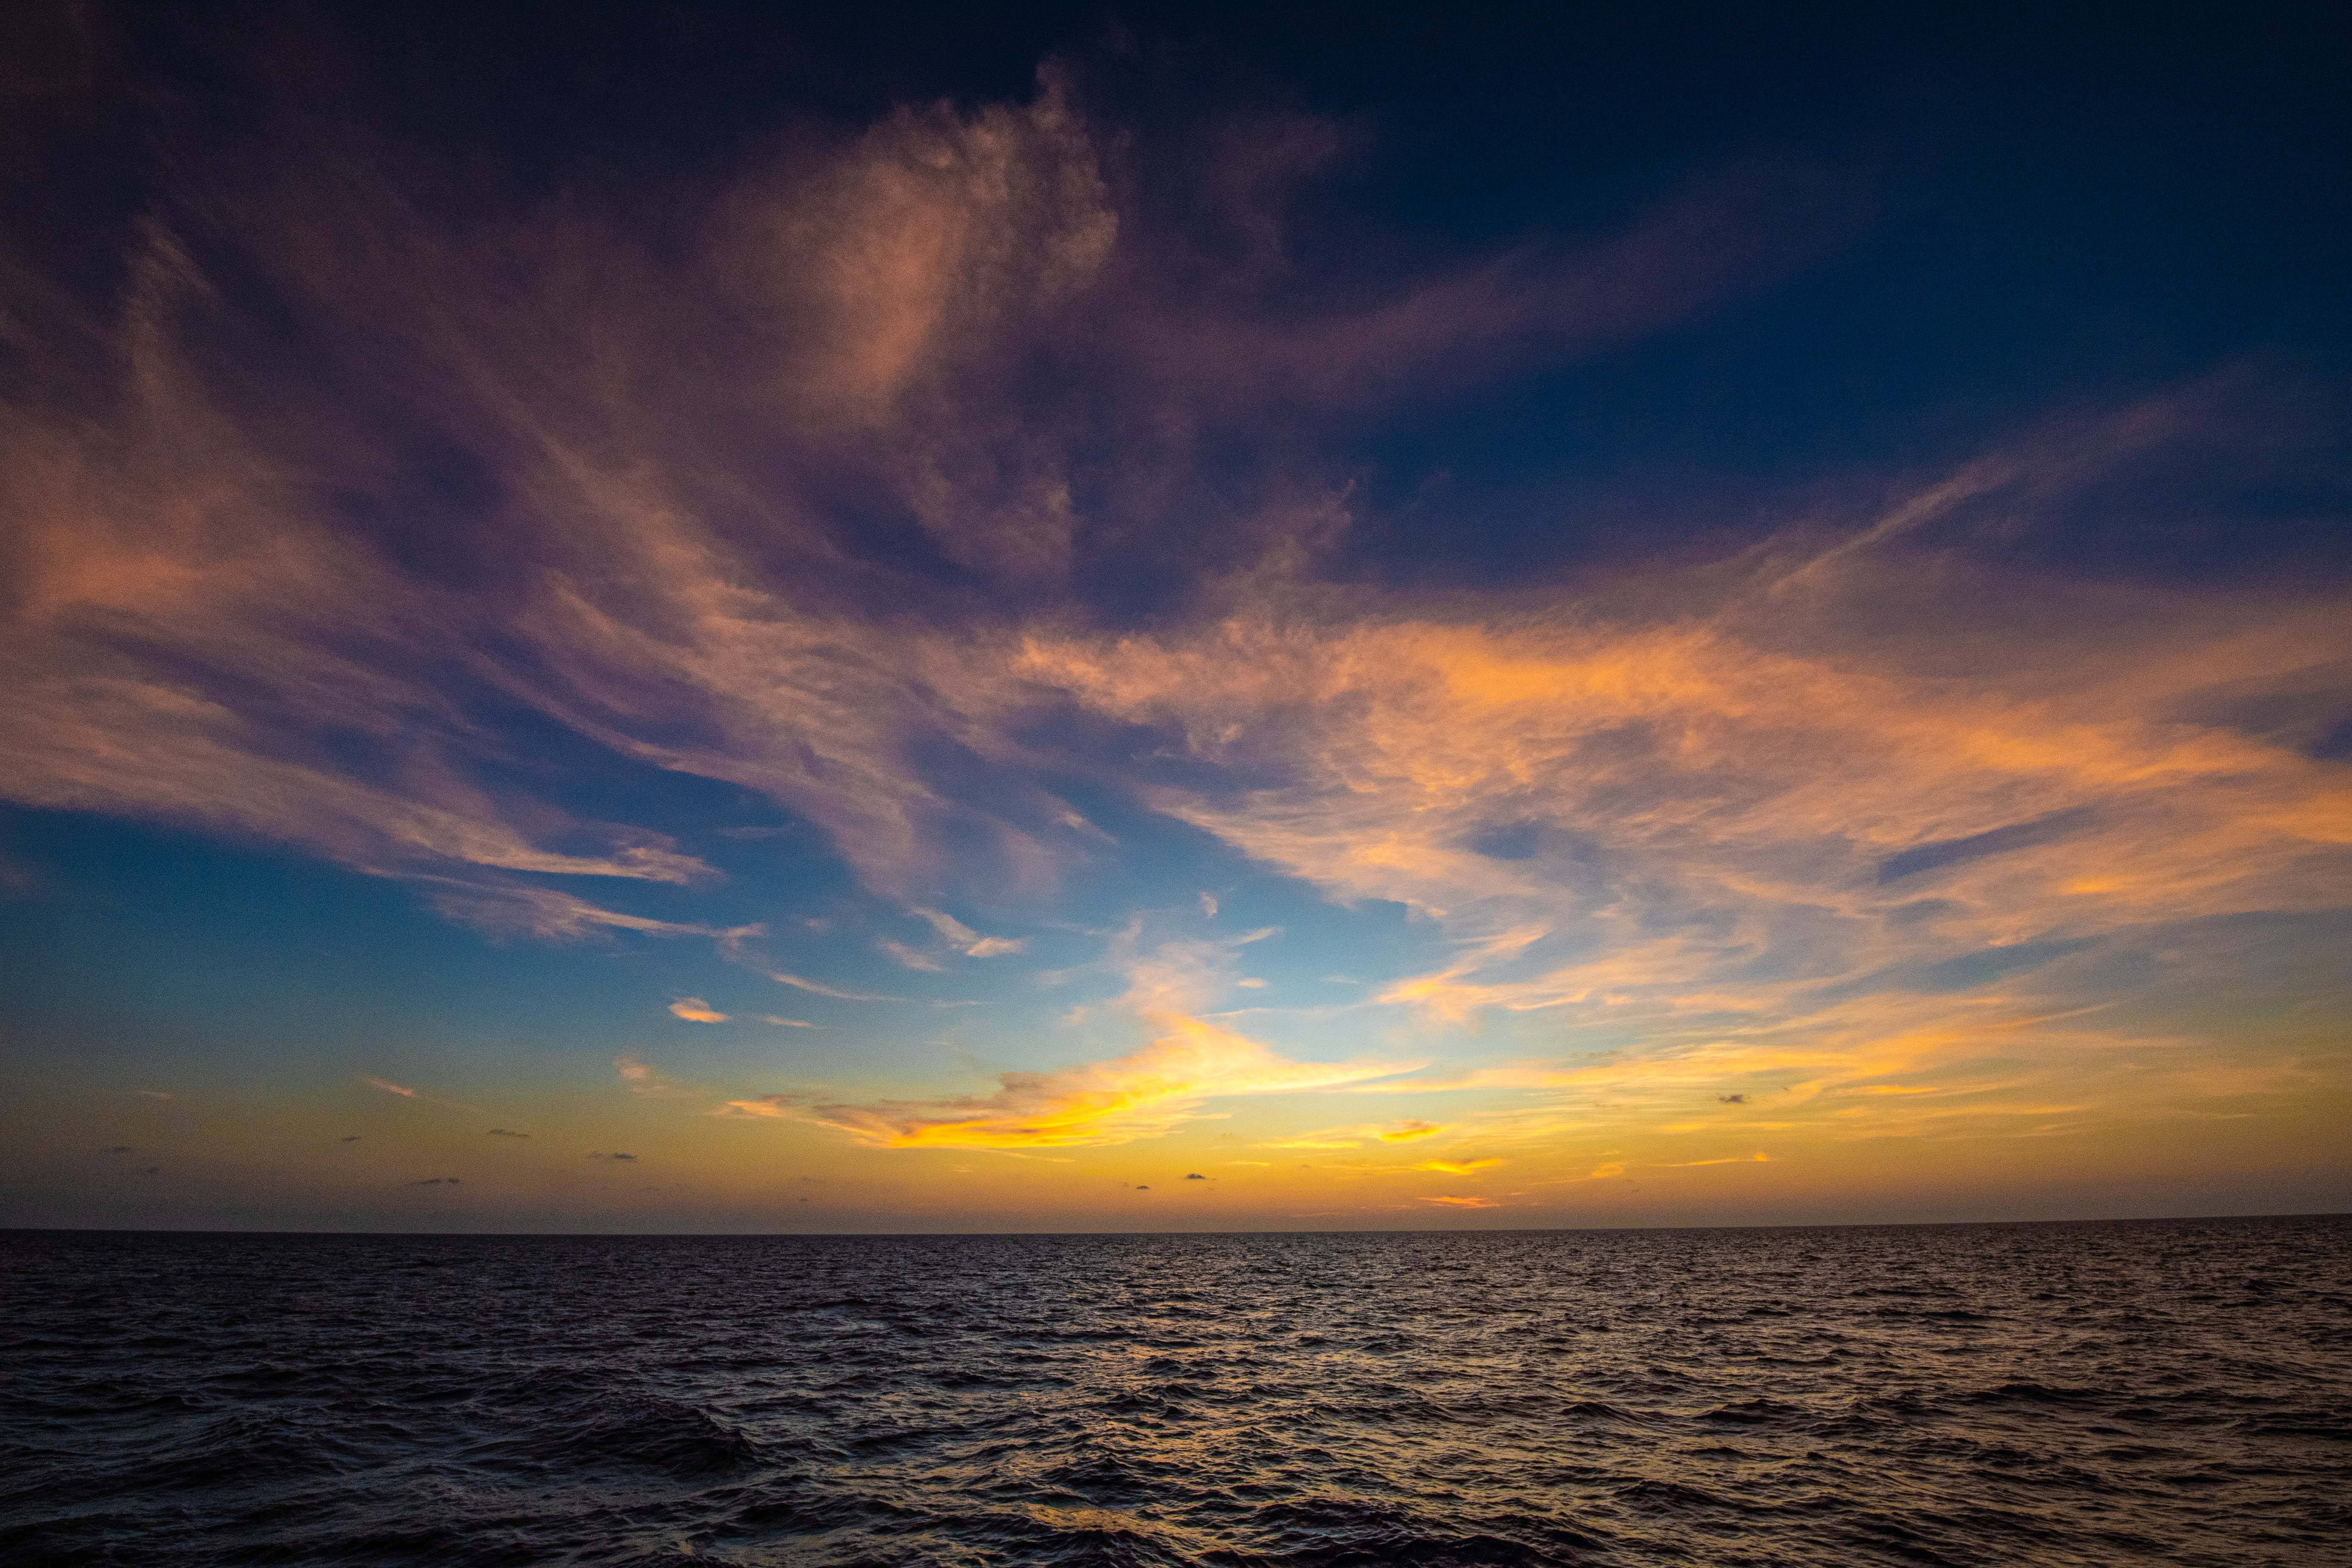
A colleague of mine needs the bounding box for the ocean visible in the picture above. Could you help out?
[5,1217,2347,1566]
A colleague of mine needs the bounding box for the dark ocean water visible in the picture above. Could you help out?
[4,1218,2349,1568]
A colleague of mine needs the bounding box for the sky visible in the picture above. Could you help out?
[2,1,2347,1233]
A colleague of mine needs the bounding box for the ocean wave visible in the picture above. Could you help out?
[4,1217,2348,1567]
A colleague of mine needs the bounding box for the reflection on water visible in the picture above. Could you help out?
[5,1217,2348,1565]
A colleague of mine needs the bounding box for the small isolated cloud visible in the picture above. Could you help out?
[1377,1121,1445,1142]
[1420,1195,1498,1208]
[339,1135,362,1143]
[410,1176,460,1186]
[487,1128,530,1138]
[913,909,1026,958]
[669,997,729,1023]
[712,1093,794,1119]
[1236,977,1268,989]
[105,1144,134,1154]
[762,969,894,1000]
[758,1015,815,1028]
[362,1075,419,1098]
[1133,1184,1151,1191]
[1659,1153,1773,1167]
[718,932,898,1000]
[1718,1093,1748,1104]
[1198,892,1219,918]
[914,907,981,945]
[879,938,945,971]
[141,1166,159,1176]
[615,1055,688,1097]
[590,1151,639,1161]
[1185,1172,1207,1180]
[1415,1157,1504,1176]
[134,1089,174,1100]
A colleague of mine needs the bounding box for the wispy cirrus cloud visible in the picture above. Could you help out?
[912,908,1026,957]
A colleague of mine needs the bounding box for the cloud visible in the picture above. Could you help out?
[758,1014,815,1028]
[486,1128,530,1138]
[1419,1195,1498,1208]
[339,1135,362,1143]
[362,1076,418,1098]
[1377,1121,1446,1142]
[590,1151,639,1160]
[910,909,1026,958]
[410,1177,460,1186]
[0,52,1876,947]
[712,1095,794,1119]
[798,1012,1411,1149]
[964,936,1026,957]
[669,997,729,1023]
[764,970,896,1000]
[1718,1094,1748,1105]
[105,1145,134,1154]
[1198,892,1219,917]
[1185,1171,1207,1179]
[714,933,901,1000]
[134,1089,174,1100]
[1414,1158,1503,1175]
[879,938,946,972]
[615,1055,691,1098]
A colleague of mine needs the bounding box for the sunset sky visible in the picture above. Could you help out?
[3,3,2347,1232]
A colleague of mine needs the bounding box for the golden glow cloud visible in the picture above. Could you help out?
[797,1013,1412,1150]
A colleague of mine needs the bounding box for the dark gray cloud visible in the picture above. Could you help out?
[1878,808,2099,884]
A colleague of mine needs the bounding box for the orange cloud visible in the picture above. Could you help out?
[1419,1195,1499,1209]
[668,997,728,1023]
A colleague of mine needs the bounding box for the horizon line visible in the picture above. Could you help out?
[6,1209,2344,1241]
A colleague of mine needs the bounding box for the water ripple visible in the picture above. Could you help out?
[2,1217,2347,1565]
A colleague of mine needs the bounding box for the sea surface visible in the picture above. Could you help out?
[4,1217,2349,1567]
